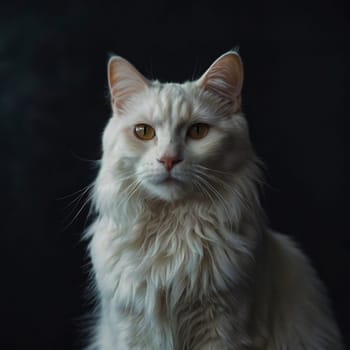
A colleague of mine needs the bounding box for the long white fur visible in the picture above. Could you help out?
[85,52,343,349]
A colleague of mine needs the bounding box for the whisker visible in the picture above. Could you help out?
[58,183,94,201]
[195,164,233,177]
[63,191,94,231]
[193,166,254,214]
[114,178,143,212]
[193,171,234,232]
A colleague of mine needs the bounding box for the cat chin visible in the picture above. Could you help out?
[143,181,189,202]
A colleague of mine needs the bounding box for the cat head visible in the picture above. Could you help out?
[99,51,256,205]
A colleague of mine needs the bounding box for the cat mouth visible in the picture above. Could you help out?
[161,177,182,185]
[155,174,183,186]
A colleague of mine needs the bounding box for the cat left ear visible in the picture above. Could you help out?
[108,56,149,114]
[197,51,243,112]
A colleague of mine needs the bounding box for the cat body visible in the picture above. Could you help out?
[86,52,343,349]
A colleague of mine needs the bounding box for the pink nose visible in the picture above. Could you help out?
[158,156,183,171]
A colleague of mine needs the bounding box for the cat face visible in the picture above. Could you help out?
[102,52,253,202]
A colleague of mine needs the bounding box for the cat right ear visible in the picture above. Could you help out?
[197,51,243,112]
[108,56,149,114]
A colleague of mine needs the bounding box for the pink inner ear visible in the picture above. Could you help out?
[199,53,243,108]
[108,57,149,112]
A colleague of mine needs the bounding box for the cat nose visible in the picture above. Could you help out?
[158,156,183,171]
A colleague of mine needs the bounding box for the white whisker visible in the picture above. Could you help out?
[193,170,235,232]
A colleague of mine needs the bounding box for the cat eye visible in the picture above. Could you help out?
[134,124,156,140]
[187,123,210,140]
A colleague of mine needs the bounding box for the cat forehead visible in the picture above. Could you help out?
[127,82,198,126]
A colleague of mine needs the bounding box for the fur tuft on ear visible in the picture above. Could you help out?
[197,51,243,112]
[108,56,149,114]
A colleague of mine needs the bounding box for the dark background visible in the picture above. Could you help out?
[1,1,349,349]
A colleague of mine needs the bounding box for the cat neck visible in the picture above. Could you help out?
[102,188,264,242]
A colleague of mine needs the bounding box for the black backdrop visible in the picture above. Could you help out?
[1,1,349,349]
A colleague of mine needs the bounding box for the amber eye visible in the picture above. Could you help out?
[134,124,155,140]
[188,123,210,140]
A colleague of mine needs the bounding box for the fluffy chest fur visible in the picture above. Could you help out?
[89,203,259,349]
[91,202,255,313]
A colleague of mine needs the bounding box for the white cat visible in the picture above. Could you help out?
[85,51,344,349]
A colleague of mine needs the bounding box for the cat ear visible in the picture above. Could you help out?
[108,56,149,113]
[197,51,243,112]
